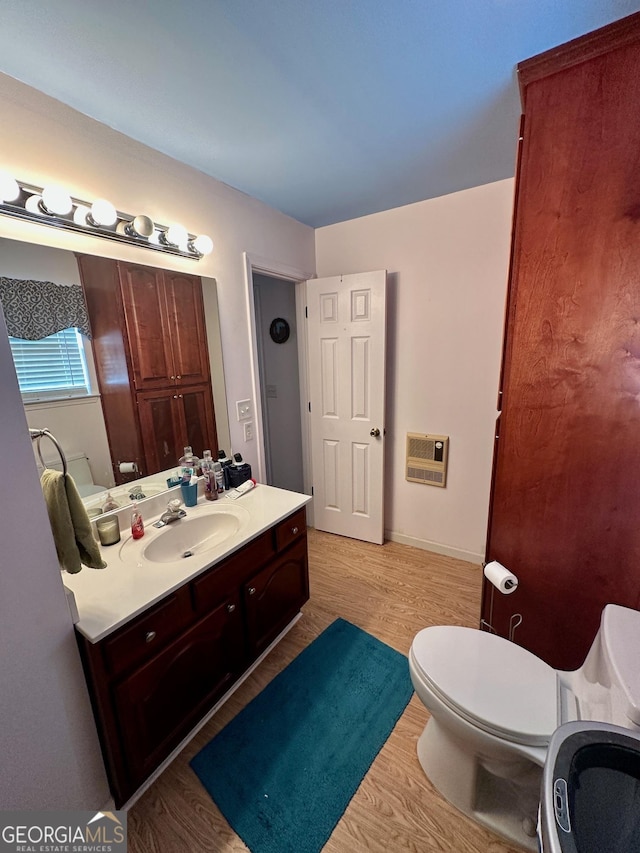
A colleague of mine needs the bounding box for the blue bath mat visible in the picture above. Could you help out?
[190,618,413,853]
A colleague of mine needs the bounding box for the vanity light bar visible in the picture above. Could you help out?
[0,172,213,260]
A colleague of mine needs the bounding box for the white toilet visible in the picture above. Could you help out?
[409,603,640,851]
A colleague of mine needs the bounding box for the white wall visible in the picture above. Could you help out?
[0,73,315,809]
[315,180,514,562]
[0,306,108,808]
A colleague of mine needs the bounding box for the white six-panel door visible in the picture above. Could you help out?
[307,271,387,544]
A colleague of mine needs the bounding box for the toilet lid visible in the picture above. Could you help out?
[411,626,558,746]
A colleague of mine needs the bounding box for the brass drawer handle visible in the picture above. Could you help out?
[145,631,157,643]
[226,603,236,613]
[248,587,256,596]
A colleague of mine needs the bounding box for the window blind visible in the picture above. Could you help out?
[9,328,90,401]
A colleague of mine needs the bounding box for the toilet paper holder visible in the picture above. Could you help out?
[480,561,523,642]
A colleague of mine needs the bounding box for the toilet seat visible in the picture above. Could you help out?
[411,626,559,746]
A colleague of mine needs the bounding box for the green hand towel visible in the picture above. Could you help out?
[41,469,107,573]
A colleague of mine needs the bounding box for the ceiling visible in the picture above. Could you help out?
[2,0,639,228]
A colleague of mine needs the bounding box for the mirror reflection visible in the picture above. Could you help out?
[1,237,230,518]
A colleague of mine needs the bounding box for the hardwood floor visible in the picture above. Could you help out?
[128,529,521,853]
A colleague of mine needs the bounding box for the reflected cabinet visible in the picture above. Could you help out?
[77,255,217,483]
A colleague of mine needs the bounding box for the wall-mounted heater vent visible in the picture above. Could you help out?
[406,433,449,488]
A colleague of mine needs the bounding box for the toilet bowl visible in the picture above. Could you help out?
[409,604,640,852]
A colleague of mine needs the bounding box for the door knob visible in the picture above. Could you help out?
[370,428,381,437]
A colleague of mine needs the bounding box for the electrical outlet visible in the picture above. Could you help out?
[236,399,252,421]
[244,421,254,442]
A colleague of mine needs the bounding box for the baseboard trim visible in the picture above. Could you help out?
[384,530,483,565]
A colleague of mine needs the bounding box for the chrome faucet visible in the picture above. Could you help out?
[159,499,186,525]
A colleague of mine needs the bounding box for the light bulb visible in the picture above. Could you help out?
[90,198,117,227]
[0,172,20,203]
[73,205,90,226]
[25,194,44,215]
[117,214,155,238]
[165,223,188,248]
[41,184,73,215]
[191,234,214,256]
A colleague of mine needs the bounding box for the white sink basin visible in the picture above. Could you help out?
[120,504,250,564]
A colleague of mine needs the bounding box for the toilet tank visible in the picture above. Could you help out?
[600,604,640,727]
[36,452,108,497]
[563,604,640,730]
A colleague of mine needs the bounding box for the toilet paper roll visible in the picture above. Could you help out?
[484,560,518,595]
[118,462,138,474]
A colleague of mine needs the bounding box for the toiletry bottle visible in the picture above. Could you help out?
[201,450,217,501]
[218,449,233,490]
[213,461,225,494]
[179,446,199,479]
[102,492,119,512]
[131,501,145,540]
[228,452,253,487]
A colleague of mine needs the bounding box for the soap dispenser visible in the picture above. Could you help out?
[131,501,145,540]
[179,446,199,479]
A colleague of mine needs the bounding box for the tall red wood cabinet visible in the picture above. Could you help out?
[482,12,640,670]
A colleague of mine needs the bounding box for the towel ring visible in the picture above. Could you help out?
[29,428,68,476]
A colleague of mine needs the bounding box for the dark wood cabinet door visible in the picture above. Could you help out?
[163,271,210,387]
[77,254,143,484]
[244,537,309,657]
[113,595,244,787]
[484,33,640,669]
[137,388,184,474]
[119,263,175,390]
[137,384,217,474]
[178,384,218,460]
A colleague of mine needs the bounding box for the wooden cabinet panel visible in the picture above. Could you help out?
[275,508,306,552]
[137,384,217,473]
[245,536,309,657]
[103,587,193,677]
[180,384,218,461]
[113,595,244,785]
[163,271,210,386]
[192,531,274,614]
[484,21,640,669]
[119,263,175,390]
[76,254,143,484]
[137,389,185,474]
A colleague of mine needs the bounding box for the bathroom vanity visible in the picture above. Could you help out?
[65,485,311,806]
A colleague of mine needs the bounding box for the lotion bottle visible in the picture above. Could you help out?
[131,501,145,539]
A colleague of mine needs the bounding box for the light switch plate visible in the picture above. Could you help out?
[236,399,252,421]
[244,421,254,442]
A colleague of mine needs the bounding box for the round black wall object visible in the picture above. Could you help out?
[269,317,290,344]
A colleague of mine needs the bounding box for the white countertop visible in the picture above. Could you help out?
[63,484,311,643]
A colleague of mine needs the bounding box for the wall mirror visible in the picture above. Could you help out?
[1,236,230,517]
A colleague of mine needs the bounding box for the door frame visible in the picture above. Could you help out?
[242,252,314,513]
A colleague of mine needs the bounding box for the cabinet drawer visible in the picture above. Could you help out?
[191,529,275,614]
[275,508,306,552]
[113,593,244,786]
[102,587,193,676]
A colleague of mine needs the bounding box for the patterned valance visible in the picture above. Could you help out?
[0,278,91,341]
